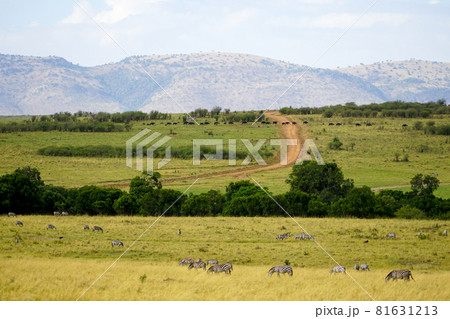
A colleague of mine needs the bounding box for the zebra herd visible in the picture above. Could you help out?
[277,232,315,241]
[179,258,232,274]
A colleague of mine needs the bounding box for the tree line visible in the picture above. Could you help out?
[1,163,448,219]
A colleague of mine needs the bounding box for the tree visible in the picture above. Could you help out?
[129,172,162,198]
[332,186,376,218]
[113,193,138,215]
[410,174,439,196]
[328,137,343,150]
[286,161,354,203]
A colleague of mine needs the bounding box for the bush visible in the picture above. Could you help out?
[328,137,343,150]
[395,205,427,219]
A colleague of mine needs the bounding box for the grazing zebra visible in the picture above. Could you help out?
[207,263,233,275]
[179,258,195,266]
[8,212,16,217]
[207,259,218,265]
[188,261,206,270]
[15,221,23,226]
[84,225,90,230]
[53,211,61,216]
[385,233,396,239]
[443,230,447,236]
[354,264,360,271]
[111,240,124,248]
[417,232,422,236]
[92,226,103,233]
[47,224,57,230]
[268,265,293,277]
[15,238,19,244]
[294,234,304,240]
[178,229,181,235]
[360,264,369,271]
[305,234,314,240]
[385,270,414,281]
[329,266,346,274]
[61,212,69,216]
[276,233,290,240]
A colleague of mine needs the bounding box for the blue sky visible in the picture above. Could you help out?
[0,0,449,68]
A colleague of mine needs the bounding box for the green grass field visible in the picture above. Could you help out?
[0,215,448,300]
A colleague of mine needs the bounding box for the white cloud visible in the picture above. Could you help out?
[94,0,161,25]
[428,0,439,4]
[60,0,95,24]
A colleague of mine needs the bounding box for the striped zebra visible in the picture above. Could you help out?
[277,233,290,240]
[294,233,304,240]
[8,212,16,217]
[207,259,218,265]
[84,225,90,230]
[443,230,447,236]
[305,234,314,240]
[385,233,396,239]
[268,265,293,277]
[15,220,23,226]
[329,266,346,274]
[61,212,69,216]
[111,240,124,248]
[385,270,414,281]
[360,264,369,271]
[92,226,103,233]
[207,263,233,275]
[179,258,194,266]
[53,211,61,216]
[188,261,206,270]
[354,264,360,271]
[47,224,57,230]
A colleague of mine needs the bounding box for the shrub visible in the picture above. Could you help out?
[395,205,426,219]
[328,137,343,150]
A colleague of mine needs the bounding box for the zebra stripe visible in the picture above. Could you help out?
[268,265,293,277]
[354,264,360,271]
[188,261,206,270]
[207,259,218,265]
[329,266,346,274]
[276,233,291,240]
[179,258,194,266]
[61,212,69,216]
[84,225,90,230]
[53,211,61,216]
[47,224,57,230]
[111,240,124,248]
[207,263,233,275]
[15,221,23,226]
[360,264,369,271]
[8,212,16,217]
[385,233,396,239]
[385,270,414,281]
[92,226,103,233]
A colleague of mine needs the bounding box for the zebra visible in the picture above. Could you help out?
[188,261,206,270]
[329,266,346,274]
[179,258,194,266]
[360,264,369,271]
[84,225,90,230]
[207,263,233,275]
[385,270,414,281]
[294,234,303,240]
[92,226,103,233]
[207,259,218,265]
[47,224,57,230]
[305,234,314,240]
[53,211,61,216]
[354,264,360,271]
[178,229,181,235]
[385,233,396,239]
[443,230,447,236]
[61,212,69,216]
[15,220,23,226]
[15,238,19,244]
[268,265,293,277]
[276,233,290,240]
[111,240,124,248]
[417,232,422,236]
[8,212,16,217]
[196,258,203,262]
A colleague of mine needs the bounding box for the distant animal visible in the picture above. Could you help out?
[363,240,369,243]
[366,123,372,126]
[61,212,69,216]
[402,124,408,127]
[207,259,218,265]
[15,221,23,226]
[214,122,219,125]
[292,121,297,124]
[385,233,396,239]
[268,265,293,277]
[354,264,360,271]
[385,270,414,281]
[92,226,103,233]
[8,212,16,217]
[228,122,234,124]
[443,230,447,236]
[53,211,61,216]
[336,123,341,126]
[355,123,361,126]
[303,121,308,124]
[418,232,422,236]
[360,264,369,271]
[188,261,206,270]
[273,121,277,124]
[294,233,304,240]
[84,225,90,230]
[329,266,346,274]
[15,238,19,244]
[111,240,124,248]
[329,123,334,126]
[196,258,202,262]
[207,263,233,275]
[276,232,290,240]
[178,229,181,235]
[47,224,57,230]
[242,121,247,124]
[179,258,194,266]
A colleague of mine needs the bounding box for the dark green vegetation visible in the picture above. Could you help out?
[1,164,448,219]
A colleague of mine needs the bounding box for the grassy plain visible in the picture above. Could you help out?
[0,216,448,300]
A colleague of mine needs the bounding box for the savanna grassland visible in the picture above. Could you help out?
[0,215,448,300]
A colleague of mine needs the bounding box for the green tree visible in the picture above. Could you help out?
[410,174,439,196]
[113,193,138,215]
[328,137,343,150]
[129,172,162,198]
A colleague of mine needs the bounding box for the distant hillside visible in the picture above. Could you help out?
[0,53,448,115]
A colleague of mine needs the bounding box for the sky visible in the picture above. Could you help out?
[0,0,449,68]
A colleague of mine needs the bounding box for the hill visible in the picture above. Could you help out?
[0,53,449,115]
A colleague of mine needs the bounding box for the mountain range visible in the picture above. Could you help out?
[0,52,449,115]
